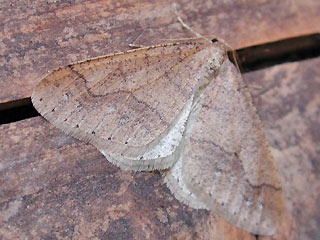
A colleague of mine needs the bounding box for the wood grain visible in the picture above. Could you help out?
[1,57,319,239]
[0,117,253,240]
[1,0,320,103]
[1,0,320,239]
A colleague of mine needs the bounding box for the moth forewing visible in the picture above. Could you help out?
[32,40,225,171]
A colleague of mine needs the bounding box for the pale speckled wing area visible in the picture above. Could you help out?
[32,40,225,170]
[178,58,283,235]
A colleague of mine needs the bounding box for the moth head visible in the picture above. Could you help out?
[203,41,227,79]
[193,43,227,97]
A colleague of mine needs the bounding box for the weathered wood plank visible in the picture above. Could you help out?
[1,57,319,239]
[0,119,253,240]
[1,0,320,103]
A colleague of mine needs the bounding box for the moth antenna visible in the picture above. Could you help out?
[173,4,209,41]
[158,37,205,41]
[129,28,148,48]
[129,43,147,49]
[173,3,242,73]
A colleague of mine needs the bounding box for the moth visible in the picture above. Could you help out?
[31,15,283,236]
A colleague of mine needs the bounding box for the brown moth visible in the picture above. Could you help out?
[32,18,283,236]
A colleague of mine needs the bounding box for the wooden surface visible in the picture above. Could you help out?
[1,0,320,104]
[1,57,319,240]
[1,0,320,239]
